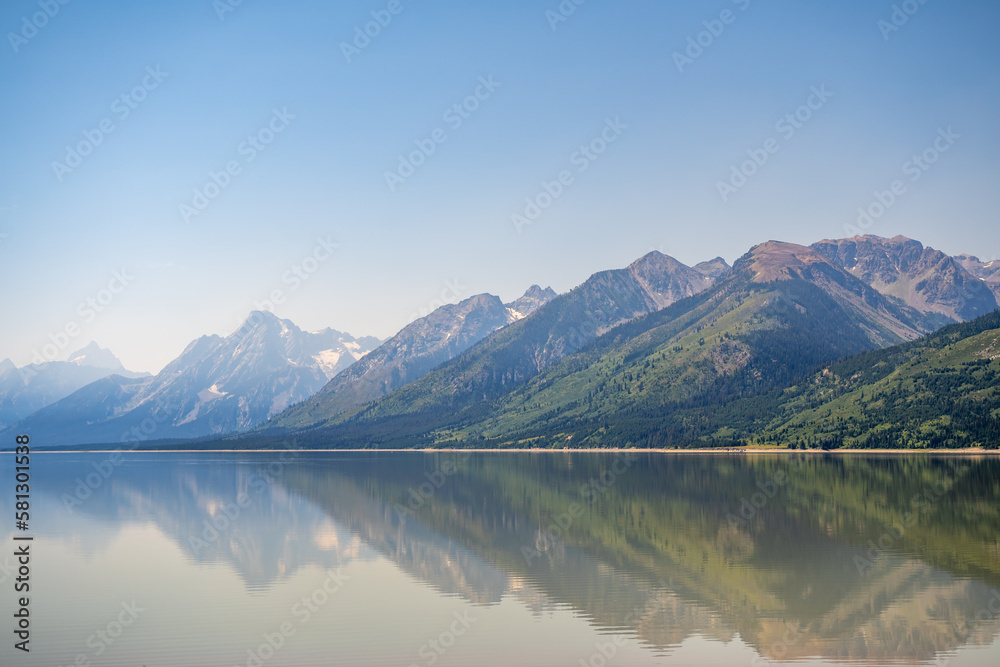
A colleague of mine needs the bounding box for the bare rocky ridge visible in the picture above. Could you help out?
[811,235,998,324]
[744,241,832,283]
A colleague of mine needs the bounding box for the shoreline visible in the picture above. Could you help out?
[10,447,999,455]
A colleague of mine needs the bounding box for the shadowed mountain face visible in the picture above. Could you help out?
[812,235,999,324]
[18,453,1000,664]
[6,312,380,446]
[743,311,1000,449]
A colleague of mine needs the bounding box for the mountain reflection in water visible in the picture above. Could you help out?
[6,451,999,666]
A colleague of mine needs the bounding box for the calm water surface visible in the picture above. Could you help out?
[2,451,999,666]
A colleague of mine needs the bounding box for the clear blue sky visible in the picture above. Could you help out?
[2,0,998,373]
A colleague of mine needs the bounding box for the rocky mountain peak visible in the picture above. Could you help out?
[738,241,833,282]
[626,251,717,309]
[694,257,731,281]
[812,235,998,323]
[66,341,127,371]
[506,285,557,320]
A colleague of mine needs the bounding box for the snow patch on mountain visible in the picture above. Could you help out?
[312,350,343,377]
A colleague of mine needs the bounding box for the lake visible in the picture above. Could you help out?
[2,451,999,666]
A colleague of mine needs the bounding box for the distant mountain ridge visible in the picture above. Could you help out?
[744,241,936,344]
[4,313,380,446]
[0,342,147,431]
[954,253,1000,302]
[693,257,731,281]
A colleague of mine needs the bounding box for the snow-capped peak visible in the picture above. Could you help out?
[67,342,126,371]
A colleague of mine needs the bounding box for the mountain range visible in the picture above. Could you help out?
[5,234,998,449]
[253,236,999,450]
[3,286,555,446]
[3,316,381,445]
